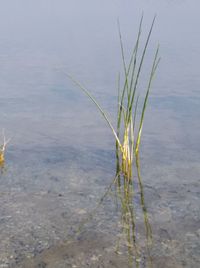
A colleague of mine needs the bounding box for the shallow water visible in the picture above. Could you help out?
[0,0,200,267]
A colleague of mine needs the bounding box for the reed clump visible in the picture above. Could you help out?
[68,16,160,182]
[116,16,160,181]
[68,16,160,266]
[114,17,159,266]
[0,130,10,166]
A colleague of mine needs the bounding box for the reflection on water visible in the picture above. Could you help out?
[114,153,153,267]
[72,151,153,267]
[0,162,5,174]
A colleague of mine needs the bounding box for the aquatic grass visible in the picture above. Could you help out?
[67,16,159,267]
[67,16,160,182]
[113,19,158,264]
[0,130,10,166]
[116,16,160,181]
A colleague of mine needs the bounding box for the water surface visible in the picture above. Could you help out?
[0,1,199,267]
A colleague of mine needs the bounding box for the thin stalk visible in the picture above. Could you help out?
[135,45,160,154]
[126,15,143,119]
[128,16,156,124]
[117,17,143,140]
[66,73,122,151]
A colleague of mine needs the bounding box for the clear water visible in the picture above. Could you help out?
[0,1,199,267]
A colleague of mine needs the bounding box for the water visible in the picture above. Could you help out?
[0,1,199,267]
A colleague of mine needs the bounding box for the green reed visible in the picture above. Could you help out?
[114,16,158,266]
[0,130,10,167]
[67,16,159,267]
[116,16,159,181]
[68,16,159,181]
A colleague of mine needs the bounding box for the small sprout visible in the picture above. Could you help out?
[0,130,10,165]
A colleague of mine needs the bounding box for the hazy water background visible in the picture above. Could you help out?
[0,1,199,267]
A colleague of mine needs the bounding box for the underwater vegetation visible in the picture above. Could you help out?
[68,15,160,267]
